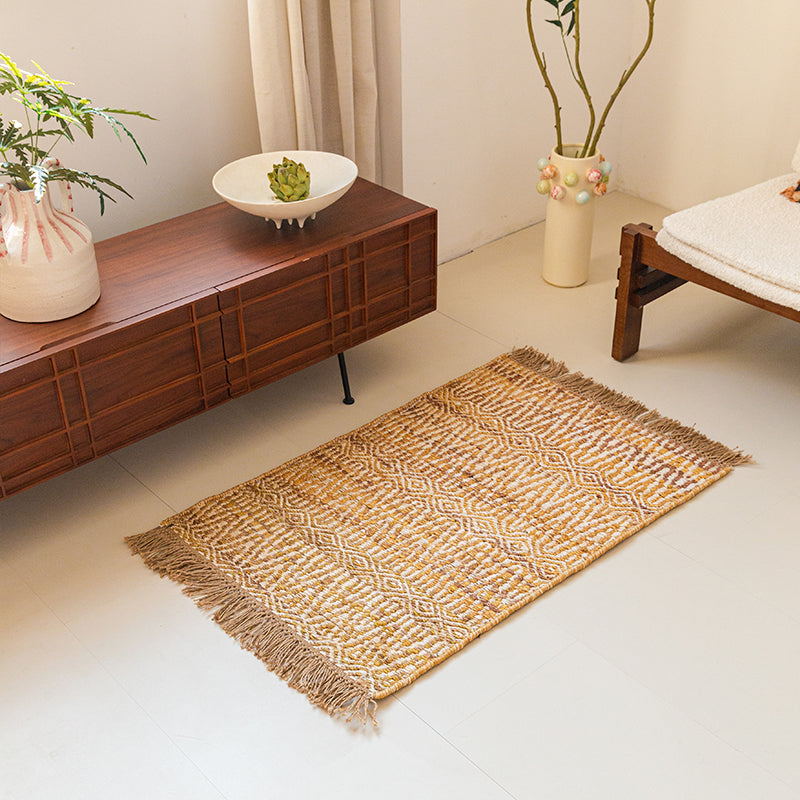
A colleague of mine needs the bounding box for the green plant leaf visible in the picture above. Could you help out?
[0,161,30,188]
[30,61,72,91]
[87,108,150,163]
[101,108,158,121]
[81,111,95,139]
[0,53,23,81]
[28,163,49,203]
[0,117,22,148]
[0,52,154,211]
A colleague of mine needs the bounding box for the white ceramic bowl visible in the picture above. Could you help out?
[212,150,358,228]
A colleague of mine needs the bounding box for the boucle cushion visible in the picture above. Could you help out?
[656,174,800,312]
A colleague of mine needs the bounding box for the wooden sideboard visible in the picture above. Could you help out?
[0,178,437,499]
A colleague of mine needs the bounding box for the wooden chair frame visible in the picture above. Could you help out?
[612,223,800,361]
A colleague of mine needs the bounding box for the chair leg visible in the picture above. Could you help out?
[612,227,644,361]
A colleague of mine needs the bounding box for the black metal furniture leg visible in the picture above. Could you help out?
[337,352,355,405]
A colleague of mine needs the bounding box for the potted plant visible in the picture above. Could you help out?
[0,53,154,322]
[525,0,656,286]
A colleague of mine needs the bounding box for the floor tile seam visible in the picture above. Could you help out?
[721,478,800,521]
[436,636,579,736]
[0,553,71,638]
[0,559,227,794]
[640,524,800,621]
[437,218,546,267]
[575,636,800,794]
[394,698,519,800]
[5,463,225,794]
[654,528,800,628]
[31,598,231,799]
[2,522,122,638]
[430,309,511,350]
[107,452,181,515]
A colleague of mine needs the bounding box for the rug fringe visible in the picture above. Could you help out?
[126,526,376,724]
[509,347,751,468]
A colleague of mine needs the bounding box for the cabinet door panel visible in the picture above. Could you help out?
[91,378,206,454]
[365,246,408,299]
[241,276,330,351]
[80,326,200,414]
[0,378,65,452]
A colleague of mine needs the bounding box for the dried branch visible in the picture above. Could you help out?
[526,0,564,154]
[588,0,656,155]
[526,0,657,157]
[572,0,596,157]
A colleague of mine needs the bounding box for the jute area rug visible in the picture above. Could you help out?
[127,348,749,723]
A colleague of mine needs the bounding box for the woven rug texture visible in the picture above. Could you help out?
[128,348,749,723]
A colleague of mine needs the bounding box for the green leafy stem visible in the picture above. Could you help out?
[0,53,155,214]
[526,0,656,158]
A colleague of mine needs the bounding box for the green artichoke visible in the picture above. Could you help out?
[268,157,311,202]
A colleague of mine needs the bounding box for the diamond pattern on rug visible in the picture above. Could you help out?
[127,348,749,723]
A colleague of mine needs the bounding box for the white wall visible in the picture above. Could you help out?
[1,0,405,241]
[398,0,637,263]
[5,1,797,257]
[2,0,261,241]
[617,0,800,210]
[399,0,800,260]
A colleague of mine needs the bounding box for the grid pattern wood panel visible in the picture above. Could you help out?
[0,180,437,499]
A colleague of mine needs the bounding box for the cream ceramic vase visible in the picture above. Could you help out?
[540,145,603,288]
[0,181,100,322]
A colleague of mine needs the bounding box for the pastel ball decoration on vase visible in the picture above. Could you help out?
[538,145,609,287]
[525,0,656,287]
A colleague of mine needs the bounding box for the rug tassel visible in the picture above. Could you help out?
[126,526,376,724]
[510,346,570,379]
[635,410,751,468]
[510,347,751,468]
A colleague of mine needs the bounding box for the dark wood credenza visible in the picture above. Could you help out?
[0,178,437,499]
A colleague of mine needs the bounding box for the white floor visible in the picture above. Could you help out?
[2,193,799,800]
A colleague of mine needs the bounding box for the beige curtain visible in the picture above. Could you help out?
[247,0,380,182]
